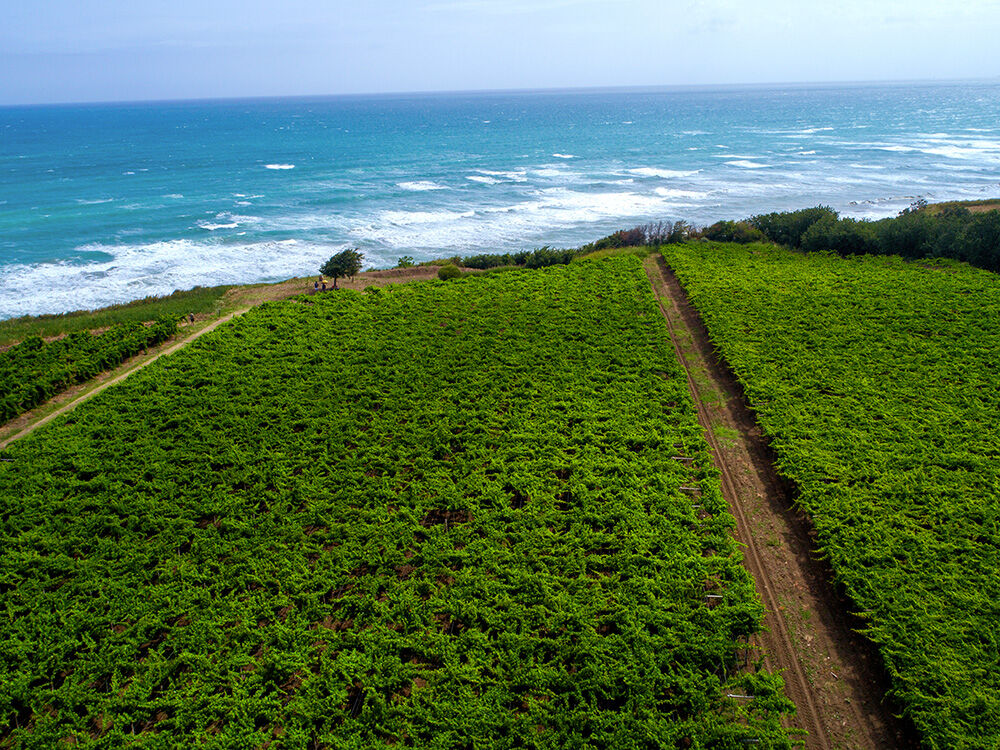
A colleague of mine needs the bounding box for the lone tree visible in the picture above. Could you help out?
[320,248,363,289]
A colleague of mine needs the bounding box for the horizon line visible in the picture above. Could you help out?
[2,75,998,109]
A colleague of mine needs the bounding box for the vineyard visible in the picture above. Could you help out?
[0,319,178,422]
[663,242,1000,749]
[0,257,792,748]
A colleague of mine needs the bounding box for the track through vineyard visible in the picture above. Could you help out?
[644,255,914,750]
[0,258,795,747]
[0,309,248,451]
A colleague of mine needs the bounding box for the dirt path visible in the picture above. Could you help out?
[644,255,914,750]
[0,309,248,451]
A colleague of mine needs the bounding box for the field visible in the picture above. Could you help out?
[663,242,1000,749]
[0,286,231,347]
[0,257,791,748]
[0,319,177,422]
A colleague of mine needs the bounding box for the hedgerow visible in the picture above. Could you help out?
[664,242,1000,749]
[740,203,1000,273]
[0,258,791,748]
[0,318,177,422]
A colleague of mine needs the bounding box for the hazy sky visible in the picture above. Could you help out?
[2,0,998,105]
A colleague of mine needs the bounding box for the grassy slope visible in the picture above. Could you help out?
[923,198,1000,215]
[663,241,1000,749]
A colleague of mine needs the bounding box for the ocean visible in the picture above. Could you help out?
[2,80,999,319]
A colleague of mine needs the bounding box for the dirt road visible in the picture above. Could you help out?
[645,255,914,750]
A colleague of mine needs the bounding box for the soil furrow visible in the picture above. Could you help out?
[645,254,914,750]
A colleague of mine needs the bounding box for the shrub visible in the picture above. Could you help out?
[437,264,462,280]
[524,246,577,269]
[801,216,878,255]
[462,253,515,270]
[700,220,766,244]
[749,206,837,247]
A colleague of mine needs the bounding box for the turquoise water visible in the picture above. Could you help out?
[2,81,999,318]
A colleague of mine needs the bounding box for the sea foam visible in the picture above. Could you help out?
[398,181,448,191]
[628,167,700,179]
[726,160,771,169]
[0,238,376,319]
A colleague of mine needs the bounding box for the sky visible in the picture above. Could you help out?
[1,0,999,105]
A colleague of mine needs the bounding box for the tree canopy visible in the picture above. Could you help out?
[320,248,363,288]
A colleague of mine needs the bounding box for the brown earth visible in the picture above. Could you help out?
[644,255,917,750]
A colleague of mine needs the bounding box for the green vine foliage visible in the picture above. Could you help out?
[0,318,178,421]
[664,242,1000,749]
[0,258,791,748]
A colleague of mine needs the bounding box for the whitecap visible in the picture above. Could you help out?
[76,198,115,205]
[398,180,448,191]
[654,187,709,200]
[552,153,576,159]
[381,209,477,226]
[628,167,701,179]
[198,212,261,230]
[466,175,501,185]
[477,169,528,182]
[164,193,184,199]
[265,163,295,170]
[725,160,771,169]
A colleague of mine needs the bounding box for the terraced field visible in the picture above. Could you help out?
[664,242,1000,749]
[0,257,792,748]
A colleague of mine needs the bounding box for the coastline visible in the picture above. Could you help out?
[4,81,999,320]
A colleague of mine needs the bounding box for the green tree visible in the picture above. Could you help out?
[320,248,363,289]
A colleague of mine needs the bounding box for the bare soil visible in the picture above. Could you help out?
[644,255,917,750]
